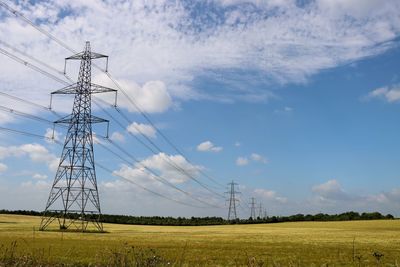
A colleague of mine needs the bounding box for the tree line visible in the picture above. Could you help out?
[0,209,394,226]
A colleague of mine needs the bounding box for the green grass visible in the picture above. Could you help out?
[1,214,400,266]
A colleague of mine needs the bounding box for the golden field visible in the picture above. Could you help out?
[0,214,400,266]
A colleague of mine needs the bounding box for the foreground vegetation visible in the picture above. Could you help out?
[0,209,393,226]
[1,214,400,266]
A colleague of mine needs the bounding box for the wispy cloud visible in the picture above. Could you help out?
[0,143,59,171]
[364,85,400,103]
[254,188,287,203]
[236,156,249,166]
[0,0,398,116]
[110,131,125,142]
[0,162,7,172]
[309,179,400,215]
[114,152,203,185]
[237,153,268,166]
[250,153,268,164]
[127,122,157,139]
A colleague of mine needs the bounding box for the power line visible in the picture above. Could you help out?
[0,104,64,128]
[115,106,225,194]
[0,87,221,209]
[0,1,224,189]
[0,126,61,144]
[0,111,216,209]
[0,44,223,203]
[0,1,77,54]
[0,125,206,210]
[0,5,231,215]
[95,162,209,209]
[0,91,53,113]
[0,47,69,86]
[94,98,222,198]
[93,98,225,199]
[0,11,225,203]
[98,138,223,209]
[0,36,225,201]
[106,73,224,188]
[0,39,73,81]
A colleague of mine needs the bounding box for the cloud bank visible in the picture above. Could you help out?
[0,0,399,117]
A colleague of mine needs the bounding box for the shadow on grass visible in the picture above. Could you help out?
[39,228,109,234]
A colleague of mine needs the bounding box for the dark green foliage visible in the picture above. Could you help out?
[0,209,394,226]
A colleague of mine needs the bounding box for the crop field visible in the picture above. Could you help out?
[0,215,400,266]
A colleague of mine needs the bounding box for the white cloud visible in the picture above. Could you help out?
[92,132,103,144]
[114,152,203,185]
[234,142,241,147]
[20,180,50,190]
[0,163,7,172]
[365,85,400,103]
[310,179,361,206]
[367,188,400,205]
[254,188,288,203]
[44,128,62,143]
[127,122,156,138]
[197,141,223,153]
[251,153,268,164]
[316,0,386,18]
[312,179,345,198]
[97,78,173,113]
[217,0,294,8]
[0,0,398,114]
[308,179,400,216]
[275,106,293,113]
[236,156,249,166]
[32,173,48,180]
[0,143,58,172]
[236,153,268,165]
[110,131,125,142]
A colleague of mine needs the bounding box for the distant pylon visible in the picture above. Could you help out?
[258,203,263,218]
[263,208,268,219]
[39,42,116,232]
[226,181,240,220]
[249,197,256,219]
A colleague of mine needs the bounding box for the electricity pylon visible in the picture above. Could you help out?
[263,208,268,219]
[258,203,263,219]
[226,181,240,220]
[249,197,256,219]
[39,42,116,232]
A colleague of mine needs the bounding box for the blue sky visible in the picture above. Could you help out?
[1,0,400,218]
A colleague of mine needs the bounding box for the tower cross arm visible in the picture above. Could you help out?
[55,114,109,124]
[66,51,108,60]
[90,83,117,94]
[51,83,116,95]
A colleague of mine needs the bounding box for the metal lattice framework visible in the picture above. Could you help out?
[226,181,239,220]
[39,42,116,232]
[249,197,256,220]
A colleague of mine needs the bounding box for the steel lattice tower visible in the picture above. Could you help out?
[226,181,239,220]
[40,42,116,232]
[249,197,256,219]
[258,203,263,218]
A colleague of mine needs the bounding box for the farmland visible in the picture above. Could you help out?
[0,214,400,266]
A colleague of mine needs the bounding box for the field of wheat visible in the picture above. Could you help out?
[0,214,399,266]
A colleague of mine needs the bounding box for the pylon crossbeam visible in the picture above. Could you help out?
[52,83,116,95]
